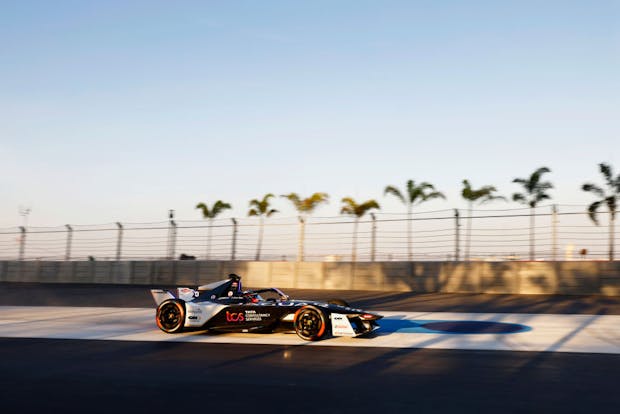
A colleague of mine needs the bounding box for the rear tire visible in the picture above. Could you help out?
[294,306,328,341]
[156,299,185,333]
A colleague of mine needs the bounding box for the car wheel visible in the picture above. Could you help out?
[156,299,185,333]
[328,299,350,307]
[294,305,328,341]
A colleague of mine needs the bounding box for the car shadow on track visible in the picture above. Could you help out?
[376,316,531,335]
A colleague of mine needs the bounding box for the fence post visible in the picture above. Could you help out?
[454,209,460,261]
[370,213,377,262]
[169,220,177,260]
[552,205,558,261]
[231,218,238,261]
[18,226,26,261]
[116,222,123,261]
[297,216,305,262]
[166,210,176,260]
[65,225,73,261]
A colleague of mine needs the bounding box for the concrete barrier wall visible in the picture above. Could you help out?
[1,260,619,296]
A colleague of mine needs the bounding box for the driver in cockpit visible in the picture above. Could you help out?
[225,274,262,303]
[220,274,247,303]
[226,274,241,295]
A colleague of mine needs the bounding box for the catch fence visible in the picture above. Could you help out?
[0,204,617,262]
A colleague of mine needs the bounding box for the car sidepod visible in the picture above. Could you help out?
[205,303,290,333]
[183,301,227,329]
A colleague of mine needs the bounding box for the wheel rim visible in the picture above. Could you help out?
[158,302,182,331]
[296,309,324,339]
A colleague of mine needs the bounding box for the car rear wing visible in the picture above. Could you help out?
[150,289,175,306]
[150,288,199,306]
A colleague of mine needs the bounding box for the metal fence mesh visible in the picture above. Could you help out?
[0,204,616,261]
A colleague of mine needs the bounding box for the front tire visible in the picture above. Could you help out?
[294,306,328,341]
[156,299,185,333]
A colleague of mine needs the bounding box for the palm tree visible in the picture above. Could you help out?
[248,194,278,261]
[384,180,445,261]
[512,167,553,260]
[582,163,620,261]
[195,200,232,260]
[340,197,380,262]
[281,192,329,261]
[461,180,506,261]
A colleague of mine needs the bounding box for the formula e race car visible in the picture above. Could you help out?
[151,274,382,341]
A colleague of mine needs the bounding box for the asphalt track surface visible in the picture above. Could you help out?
[2,283,620,413]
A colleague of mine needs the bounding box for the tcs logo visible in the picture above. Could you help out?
[226,311,244,322]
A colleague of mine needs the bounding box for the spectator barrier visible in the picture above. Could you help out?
[1,260,619,296]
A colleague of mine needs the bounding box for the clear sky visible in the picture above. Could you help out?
[1,0,618,227]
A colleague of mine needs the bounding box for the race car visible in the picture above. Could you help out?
[151,274,382,341]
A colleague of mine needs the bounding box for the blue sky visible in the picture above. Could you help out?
[1,0,618,227]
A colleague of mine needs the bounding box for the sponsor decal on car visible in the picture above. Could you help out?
[225,310,273,323]
[178,288,199,301]
[244,310,271,322]
[226,311,244,322]
[330,313,356,336]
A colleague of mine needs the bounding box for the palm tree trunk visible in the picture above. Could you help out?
[352,218,359,262]
[465,202,473,261]
[610,211,615,261]
[371,213,377,262]
[551,205,558,261]
[407,204,412,261]
[530,206,535,261]
[256,217,264,261]
[206,219,213,260]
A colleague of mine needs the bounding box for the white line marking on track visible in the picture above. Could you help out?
[1,306,620,354]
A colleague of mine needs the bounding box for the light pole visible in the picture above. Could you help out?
[116,222,123,261]
[19,206,31,228]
